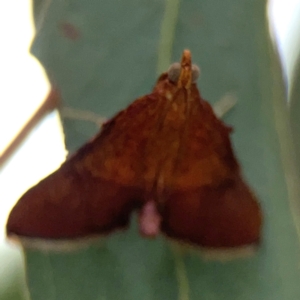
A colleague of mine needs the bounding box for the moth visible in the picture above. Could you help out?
[6,50,262,253]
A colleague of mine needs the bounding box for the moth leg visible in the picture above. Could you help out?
[213,92,237,119]
[60,107,107,127]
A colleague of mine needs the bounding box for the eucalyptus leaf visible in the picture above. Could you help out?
[19,0,300,299]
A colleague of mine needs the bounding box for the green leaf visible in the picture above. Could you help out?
[21,0,300,299]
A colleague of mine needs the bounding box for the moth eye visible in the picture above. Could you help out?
[192,64,200,82]
[168,62,200,83]
[168,62,181,83]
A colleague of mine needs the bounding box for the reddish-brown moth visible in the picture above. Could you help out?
[6,50,262,253]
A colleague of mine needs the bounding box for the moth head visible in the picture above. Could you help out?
[167,49,200,88]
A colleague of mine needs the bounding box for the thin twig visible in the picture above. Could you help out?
[0,89,60,169]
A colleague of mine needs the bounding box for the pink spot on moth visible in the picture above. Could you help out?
[139,200,162,237]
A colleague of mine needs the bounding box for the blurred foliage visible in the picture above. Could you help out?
[289,54,300,182]
[0,268,28,300]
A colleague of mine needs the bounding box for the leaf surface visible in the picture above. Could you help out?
[20,0,300,299]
